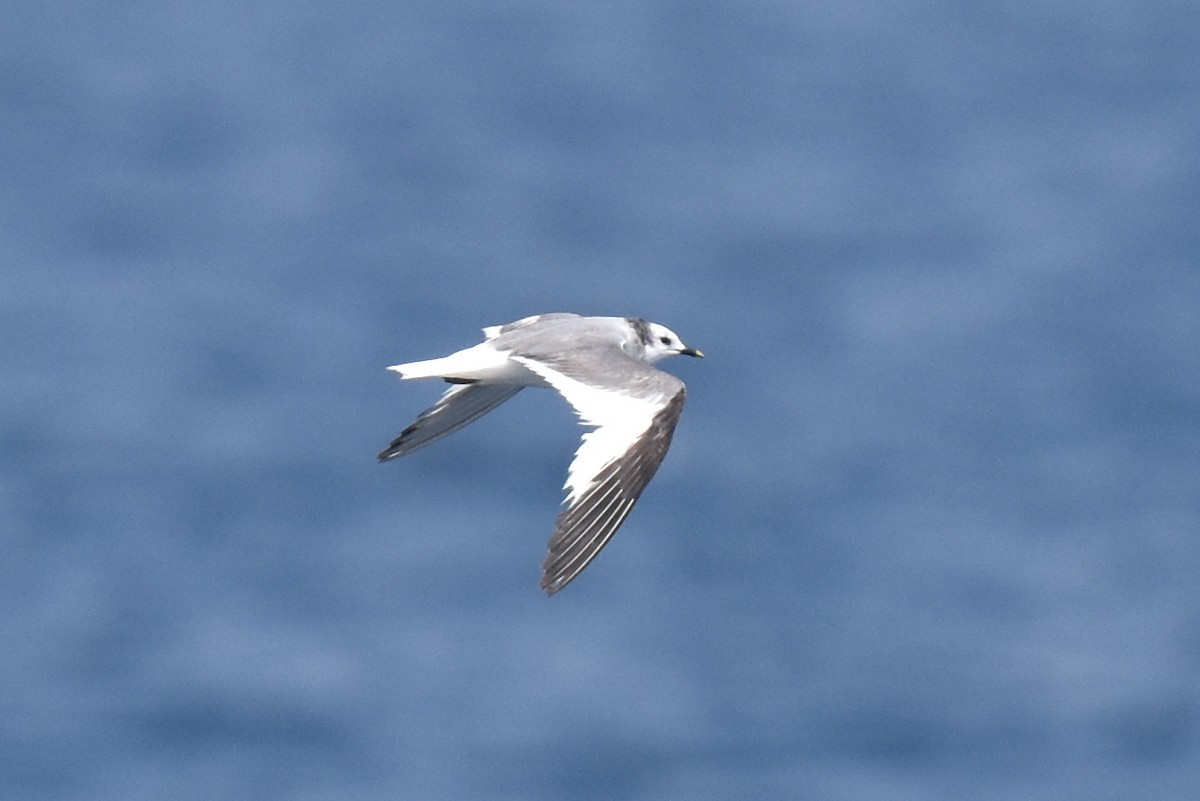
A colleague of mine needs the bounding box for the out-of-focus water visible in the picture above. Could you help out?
[3,1,1198,798]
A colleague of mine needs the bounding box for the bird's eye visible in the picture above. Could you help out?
[659,336,672,345]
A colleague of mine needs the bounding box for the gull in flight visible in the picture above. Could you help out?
[378,313,703,595]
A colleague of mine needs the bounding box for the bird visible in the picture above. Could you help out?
[378,313,703,595]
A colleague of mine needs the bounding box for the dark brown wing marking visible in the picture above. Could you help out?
[540,388,686,594]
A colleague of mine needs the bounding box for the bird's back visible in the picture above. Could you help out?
[491,315,635,359]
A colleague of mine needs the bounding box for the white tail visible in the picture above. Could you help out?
[386,356,458,380]
[385,343,523,383]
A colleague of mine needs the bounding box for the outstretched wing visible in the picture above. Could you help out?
[513,352,686,595]
[378,383,523,461]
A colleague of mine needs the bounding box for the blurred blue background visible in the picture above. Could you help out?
[3,1,1199,798]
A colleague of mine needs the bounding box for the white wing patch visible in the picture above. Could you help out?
[513,354,687,594]
[513,357,668,503]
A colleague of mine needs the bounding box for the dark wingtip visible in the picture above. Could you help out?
[378,422,422,462]
[377,439,406,462]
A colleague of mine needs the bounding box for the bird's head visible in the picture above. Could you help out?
[641,321,704,364]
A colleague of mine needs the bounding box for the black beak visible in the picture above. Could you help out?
[680,347,704,358]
